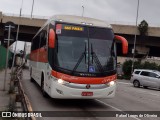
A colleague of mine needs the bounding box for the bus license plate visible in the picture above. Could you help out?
[81,92,93,96]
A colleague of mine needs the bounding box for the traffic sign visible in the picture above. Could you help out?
[5,21,15,28]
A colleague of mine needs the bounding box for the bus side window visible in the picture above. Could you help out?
[31,34,40,51]
[39,30,47,49]
[31,40,34,51]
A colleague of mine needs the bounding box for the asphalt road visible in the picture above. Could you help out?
[21,69,160,120]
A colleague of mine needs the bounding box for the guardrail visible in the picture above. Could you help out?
[3,13,49,20]
[13,64,36,120]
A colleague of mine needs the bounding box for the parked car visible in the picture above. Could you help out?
[130,69,160,89]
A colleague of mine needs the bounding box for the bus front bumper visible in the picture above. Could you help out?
[49,80,116,99]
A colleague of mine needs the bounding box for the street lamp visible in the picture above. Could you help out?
[131,0,140,74]
[10,0,23,92]
[11,0,23,73]
[31,0,35,19]
[82,6,84,17]
[3,24,15,91]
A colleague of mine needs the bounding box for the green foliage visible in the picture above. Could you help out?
[122,60,160,79]
[122,60,142,77]
[138,20,148,36]
[122,60,132,77]
[133,61,143,69]
[142,62,158,70]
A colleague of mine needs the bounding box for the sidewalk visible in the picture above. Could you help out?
[0,69,11,111]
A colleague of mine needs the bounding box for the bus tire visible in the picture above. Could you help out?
[30,68,34,82]
[41,73,48,98]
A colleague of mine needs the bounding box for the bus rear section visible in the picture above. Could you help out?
[30,15,128,99]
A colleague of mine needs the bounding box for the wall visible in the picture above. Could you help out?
[0,45,12,70]
[117,56,160,65]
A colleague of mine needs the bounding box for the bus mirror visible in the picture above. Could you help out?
[49,29,55,48]
[115,35,128,54]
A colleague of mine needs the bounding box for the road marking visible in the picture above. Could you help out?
[134,89,160,97]
[96,99,122,111]
[95,99,142,120]
[117,81,132,85]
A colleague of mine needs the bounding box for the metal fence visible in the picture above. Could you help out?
[10,64,36,120]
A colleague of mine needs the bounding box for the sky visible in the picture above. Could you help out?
[0,0,160,51]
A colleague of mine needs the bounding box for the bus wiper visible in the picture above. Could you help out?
[91,44,104,73]
[110,40,115,57]
[71,43,86,74]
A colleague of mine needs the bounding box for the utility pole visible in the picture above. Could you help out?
[11,0,23,74]
[10,0,23,92]
[31,0,35,19]
[131,0,140,74]
[3,24,15,91]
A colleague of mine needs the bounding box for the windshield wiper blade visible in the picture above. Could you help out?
[71,43,86,74]
[91,44,104,73]
[110,40,115,57]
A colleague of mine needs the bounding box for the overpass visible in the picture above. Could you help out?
[0,12,160,57]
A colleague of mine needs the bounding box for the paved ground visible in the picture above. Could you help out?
[0,69,11,111]
[21,69,160,120]
[1,68,160,120]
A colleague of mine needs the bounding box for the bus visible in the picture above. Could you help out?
[30,15,128,99]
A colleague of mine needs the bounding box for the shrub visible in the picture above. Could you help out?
[141,61,158,70]
[122,60,159,79]
[122,60,132,77]
[122,60,142,77]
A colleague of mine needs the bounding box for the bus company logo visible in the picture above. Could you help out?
[86,84,91,89]
[1,112,42,118]
[80,73,94,77]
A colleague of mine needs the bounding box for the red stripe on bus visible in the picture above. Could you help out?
[51,70,117,84]
[30,47,48,62]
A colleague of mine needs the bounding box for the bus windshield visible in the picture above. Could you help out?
[54,23,116,75]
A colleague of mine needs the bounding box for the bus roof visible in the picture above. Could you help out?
[49,15,112,28]
[33,15,112,40]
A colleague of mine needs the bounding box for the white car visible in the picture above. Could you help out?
[130,69,160,89]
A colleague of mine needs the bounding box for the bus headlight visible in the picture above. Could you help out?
[106,81,115,87]
[109,81,115,86]
[58,79,64,84]
[58,79,69,85]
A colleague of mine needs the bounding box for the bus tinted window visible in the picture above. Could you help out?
[54,23,116,73]
[31,28,47,51]
[31,34,40,51]
[39,31,47,48]
[89,27,114,40]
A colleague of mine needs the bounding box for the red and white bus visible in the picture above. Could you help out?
[30,15,128,99]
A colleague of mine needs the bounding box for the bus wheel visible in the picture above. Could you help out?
[41,74,48,97]
[30,69,34,82]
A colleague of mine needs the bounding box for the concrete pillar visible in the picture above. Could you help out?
[0,11,3,40]
[0,11,2,20]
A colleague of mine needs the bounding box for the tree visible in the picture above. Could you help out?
[138,20,148,36]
